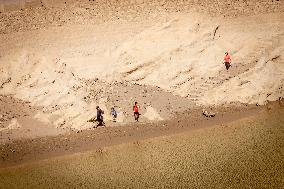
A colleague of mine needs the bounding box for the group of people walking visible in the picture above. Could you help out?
[94,52,232,128]
[94,102,140,128]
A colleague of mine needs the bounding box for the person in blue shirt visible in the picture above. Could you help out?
[111,107,117,122]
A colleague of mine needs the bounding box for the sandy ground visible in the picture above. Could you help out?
[0,1,283,188]
[0,101,283,188]
[0,95,66,143]
[0,101,282,166]
[0,98,261,167]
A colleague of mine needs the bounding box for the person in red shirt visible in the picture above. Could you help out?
[133,102,140,122]
[224,52,231,70]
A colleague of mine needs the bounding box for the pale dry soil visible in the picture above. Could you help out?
[0,103,283,188]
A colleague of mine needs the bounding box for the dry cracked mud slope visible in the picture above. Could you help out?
[1,0,283,131]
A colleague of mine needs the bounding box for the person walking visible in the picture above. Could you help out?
[133,102,140,122]
[111,107,117,122]
[224,52,232,70]
[95,106,105,128]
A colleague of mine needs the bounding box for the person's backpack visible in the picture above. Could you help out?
[97,109,104,120]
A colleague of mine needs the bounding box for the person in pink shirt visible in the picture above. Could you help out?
[224,52,231,70]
